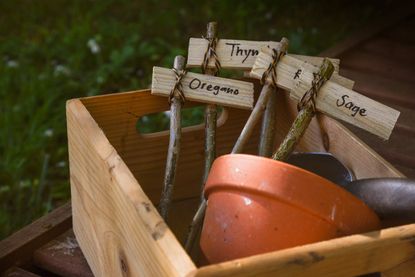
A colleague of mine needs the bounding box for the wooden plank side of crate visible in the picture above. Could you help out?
[66,99,196,277]
[192,224,415,277]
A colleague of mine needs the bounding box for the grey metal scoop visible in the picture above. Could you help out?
[345,178,415,220]
[286,153,415,221]
[286,152,354,187]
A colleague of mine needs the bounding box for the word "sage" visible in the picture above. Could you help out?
[189,78,239,96]
[336,95,367,117]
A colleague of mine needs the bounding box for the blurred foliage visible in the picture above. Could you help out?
[0,0,387,238]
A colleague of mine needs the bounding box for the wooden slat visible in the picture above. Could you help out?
[191,224,415,277]
[347,125,415,170]
[394,165,415,180]
[2,267,41,277]
[32,230,93,277]
[340,50,415,84]
[383,257,415,276]
[362,36,415,63]
[320,4,415,57]
[0,202,72,272]
[339,68,415,109]
[67,99,196,277]
[384,15,415,45]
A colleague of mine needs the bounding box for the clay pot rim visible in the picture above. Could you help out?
[204,154,380,234]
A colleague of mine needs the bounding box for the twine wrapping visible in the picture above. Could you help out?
[168,68,187,104]
[260,48,286,88]
[297,71,329,112]
[201,36,221,76]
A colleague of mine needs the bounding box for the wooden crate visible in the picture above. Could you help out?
[67,87,415,277]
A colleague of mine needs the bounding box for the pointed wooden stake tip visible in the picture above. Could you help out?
[173,55,186,70]
[320,58,335,79]
[206,22,218,39]
[280,37,289,51]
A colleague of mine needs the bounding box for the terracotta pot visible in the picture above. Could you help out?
[200,154,380,264]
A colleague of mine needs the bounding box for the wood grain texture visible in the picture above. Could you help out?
[0,202,72,272]
[67,99,196,277]
[187,38,341,71]
[152,67,254,109]
[191,224,415,277]
[251,48,400,139]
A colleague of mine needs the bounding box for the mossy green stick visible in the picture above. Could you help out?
[272,58,335,161]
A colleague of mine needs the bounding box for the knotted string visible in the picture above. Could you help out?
[168,68,187,104]
[201,36,221,76]
[260,47,286,88]
[297,71,328,112]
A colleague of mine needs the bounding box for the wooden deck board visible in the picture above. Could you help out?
[383,15,415,44]
[334,11,415,179]
[0,202,72,272]
[32,230,93,277]
[339,68,415,109]
[2,267,42,277]
[361,36,415,63]
[340,50,415,85]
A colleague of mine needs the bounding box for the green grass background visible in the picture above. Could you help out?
[0,0,387,238]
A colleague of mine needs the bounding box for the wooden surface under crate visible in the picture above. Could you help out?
[2,3,415,276]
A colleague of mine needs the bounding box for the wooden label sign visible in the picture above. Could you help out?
[250,47,400,139]
[187,38,341,71]
[151,67,254,109]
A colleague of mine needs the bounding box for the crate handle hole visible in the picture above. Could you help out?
[136,105,227,138]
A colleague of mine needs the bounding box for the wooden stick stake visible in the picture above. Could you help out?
[258,88,278,157]
[158,56,186,220]
[185,22,220,253]
[202,21,219,191]
[185,199,207,252]
[272,58,335,161]
[232,38,289,154]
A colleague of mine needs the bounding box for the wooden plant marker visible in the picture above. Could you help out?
[188,38,355,89]
[251,47,400,140]
[152,67,254,110]
[187,39,340,71]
